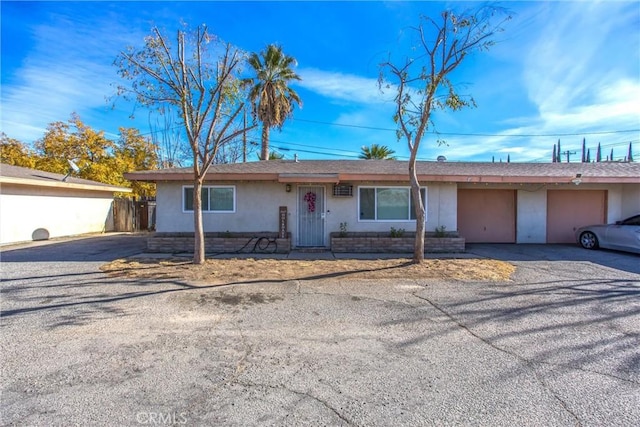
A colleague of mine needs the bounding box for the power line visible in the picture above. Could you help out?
[292,117,640,138]
[119,112,639,140]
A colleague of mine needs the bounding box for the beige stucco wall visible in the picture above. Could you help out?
[156,181,456,248]
[156,180,638,248]
[0,184,115,245]
[156,182,296,233]
[516,187,547,243]
[459,182,639,243]
[620,184,640,218]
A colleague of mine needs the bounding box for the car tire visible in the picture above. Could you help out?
[579,231,599,250]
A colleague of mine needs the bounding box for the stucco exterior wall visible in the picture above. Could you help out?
[156,180,637,248]
[156,181,457,248]
[458,183,638,243]
[563,183,637,223]
[156,182,297,233]
[0,184,115,245]
[516,187,547,243]
[621,184,640,218]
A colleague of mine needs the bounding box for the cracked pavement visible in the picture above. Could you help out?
[1,235,639,426]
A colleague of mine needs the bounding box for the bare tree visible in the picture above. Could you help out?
[115,25,253,264]
[148,109,189,168]
[379,7,510,263]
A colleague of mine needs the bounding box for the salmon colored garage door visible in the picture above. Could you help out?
[547,190,606,243]
[457,189,516,243]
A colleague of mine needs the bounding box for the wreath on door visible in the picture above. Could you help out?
[304,191,317,213]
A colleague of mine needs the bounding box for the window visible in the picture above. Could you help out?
[621,215,640,226]
[358,186,426,221]
[183,186,235,213]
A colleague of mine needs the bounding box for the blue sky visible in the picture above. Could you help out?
[1,1,639,163]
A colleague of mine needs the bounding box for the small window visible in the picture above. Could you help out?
[183,186,235,213]
[358,186,426,221]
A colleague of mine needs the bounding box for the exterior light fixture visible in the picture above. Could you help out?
[285,184,292,192]
[571,173,582,186]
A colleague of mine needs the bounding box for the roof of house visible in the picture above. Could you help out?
[124,159,640,185]
[0,163,132,193]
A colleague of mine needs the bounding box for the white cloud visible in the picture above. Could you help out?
[2,59,116,141]
[520,2,639,130]
[1,12,147,144]
[296,67,395,105]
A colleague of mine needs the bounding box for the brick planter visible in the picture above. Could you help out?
[330,232,465,253]
[147,232,291,254]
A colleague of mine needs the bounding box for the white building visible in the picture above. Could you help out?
[1,164,131,245]
[126,160,640,251]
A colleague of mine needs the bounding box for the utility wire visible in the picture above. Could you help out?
[292,117,640,138]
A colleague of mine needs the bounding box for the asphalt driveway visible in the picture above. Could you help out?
[1,235,639,426]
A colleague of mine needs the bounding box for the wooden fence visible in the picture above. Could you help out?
[113,198,156,232]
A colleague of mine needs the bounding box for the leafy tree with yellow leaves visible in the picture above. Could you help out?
[26,113,158,197]
[1,133,37,168]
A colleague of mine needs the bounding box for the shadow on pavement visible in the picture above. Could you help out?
[466,243,640,275]
[0,234,148,263]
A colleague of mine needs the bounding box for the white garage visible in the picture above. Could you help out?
[0,164,131,245]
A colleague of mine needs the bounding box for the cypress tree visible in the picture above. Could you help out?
[581,138,586,162]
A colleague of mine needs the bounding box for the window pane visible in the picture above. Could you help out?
[410,188,427,220]
[377,188,409,220]
[201,188,209,211]
[359,188,375,220]
[184,187,194,211]
[210,187,234,211]
[184,187,209,211]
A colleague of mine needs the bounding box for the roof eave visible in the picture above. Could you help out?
[0,176,132,193]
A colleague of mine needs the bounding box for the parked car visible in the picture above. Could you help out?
[576,214,640,254]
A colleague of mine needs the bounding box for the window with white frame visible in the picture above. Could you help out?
[183,186,235,213]
[358,186,427,221]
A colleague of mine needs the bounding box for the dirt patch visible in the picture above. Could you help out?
[101,257,515,284]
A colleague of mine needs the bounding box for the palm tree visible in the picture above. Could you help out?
[256,150,284,160]
[245,44,302,160]
[359,144,397,160]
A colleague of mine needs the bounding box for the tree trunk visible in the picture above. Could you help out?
[260,124,270,160]
[409,160,425,263]
[193,177,205,264]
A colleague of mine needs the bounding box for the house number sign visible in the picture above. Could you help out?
[279,206,287,239]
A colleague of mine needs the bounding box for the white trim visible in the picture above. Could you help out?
[181,185,236,213]
[357,185,427,222]
[0,176,131,193]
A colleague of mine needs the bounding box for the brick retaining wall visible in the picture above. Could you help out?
[330,233,465,253]
[148,232,291,254]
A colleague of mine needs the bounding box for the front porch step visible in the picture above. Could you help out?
[293,247,330,253]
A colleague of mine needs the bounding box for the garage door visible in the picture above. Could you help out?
[547,190,606,243]
[457,189,516,243]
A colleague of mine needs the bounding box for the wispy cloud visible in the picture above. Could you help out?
[434,1,640,162]
[296,67,394,105]
[1,10,147,143]
[521,2,639,130]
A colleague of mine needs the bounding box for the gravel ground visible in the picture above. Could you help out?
[1,235,639,426]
